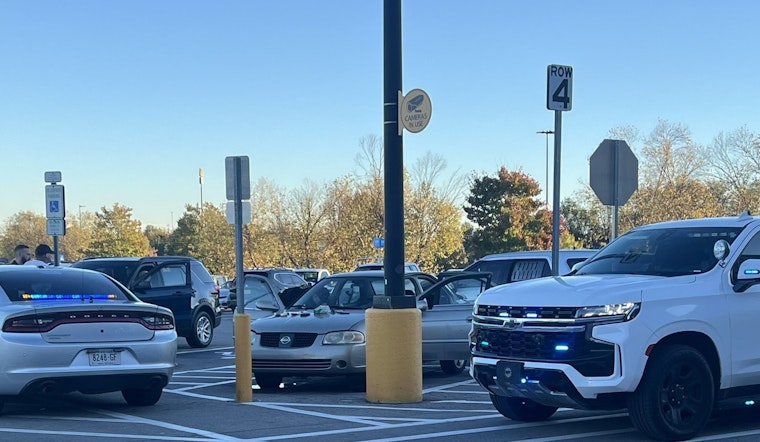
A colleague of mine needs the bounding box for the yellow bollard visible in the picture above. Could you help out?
[234,313,252,402]
[365,308,422,403]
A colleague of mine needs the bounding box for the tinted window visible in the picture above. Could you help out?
[298,271,319,283]
[509,259,550,281]
[242,276,275,303]
[464,260,511,285]
[157,264,187,287]
[0,270,133,302]
[71,260,138,286]
[190,261,214,283]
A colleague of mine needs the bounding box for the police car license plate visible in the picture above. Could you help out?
[88,350,121,366]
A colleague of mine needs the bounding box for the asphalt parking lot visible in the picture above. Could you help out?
[4,311,760,441]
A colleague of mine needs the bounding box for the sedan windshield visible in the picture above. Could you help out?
[575,226,743,277]
[291,276,384,309]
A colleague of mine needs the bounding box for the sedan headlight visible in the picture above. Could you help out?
[323,331,365,345]
[576,302,640,320]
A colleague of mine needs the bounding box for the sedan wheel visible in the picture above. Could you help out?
[186,311,213,348]
[440,359,466,375]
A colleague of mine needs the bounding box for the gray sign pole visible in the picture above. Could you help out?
[551,111,561,276]
[546,64,572,276]
[232,157,244,314]
[612,142,620,240]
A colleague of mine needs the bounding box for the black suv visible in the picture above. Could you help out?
[226,268,309,310]
[71,256,222,348]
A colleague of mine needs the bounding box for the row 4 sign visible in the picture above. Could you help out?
[546,64,573,111]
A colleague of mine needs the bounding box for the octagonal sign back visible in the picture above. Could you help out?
[589,139,638,206]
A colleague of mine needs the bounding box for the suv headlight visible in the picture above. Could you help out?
[323,331,365,345]
[576,302,640,321]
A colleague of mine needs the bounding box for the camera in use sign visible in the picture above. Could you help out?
[398,88,432,135]
[546,64,573,111]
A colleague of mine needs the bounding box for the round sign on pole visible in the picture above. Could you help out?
[399,88,432,134]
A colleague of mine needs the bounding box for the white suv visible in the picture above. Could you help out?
[470,212,760,440]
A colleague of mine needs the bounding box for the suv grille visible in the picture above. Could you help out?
[472,325,614,376]
[477,304,579,319]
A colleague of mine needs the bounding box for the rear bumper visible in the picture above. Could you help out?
[0,331,177,396]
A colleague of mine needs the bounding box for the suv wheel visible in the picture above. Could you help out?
[627,344,714,441]
[186,310,213,348]
[490,394,557,421]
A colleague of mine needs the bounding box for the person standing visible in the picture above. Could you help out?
[10,244,31,265]
[25,244,55,267]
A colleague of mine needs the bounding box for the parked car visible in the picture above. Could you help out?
[247,270,491,389]
[354,262,421,272]
[225,268,310,311]
[293,268,330,285]
[213,274,229,307]
[459,249,597,286]
[0,266,177,413]
[71,256,222,348]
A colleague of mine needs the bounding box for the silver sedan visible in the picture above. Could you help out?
[0,266,177,412]
[248,271,491,389]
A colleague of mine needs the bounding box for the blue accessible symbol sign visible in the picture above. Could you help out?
[373,238,385,248]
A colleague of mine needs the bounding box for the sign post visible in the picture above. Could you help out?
[44,171,65,266]
[590,139,638,239]
[225,155,252,403]
[545,64,573,275]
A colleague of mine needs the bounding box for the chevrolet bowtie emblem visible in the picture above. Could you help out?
[504,319,521,329]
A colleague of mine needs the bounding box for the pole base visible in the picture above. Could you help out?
[365,308,422,403]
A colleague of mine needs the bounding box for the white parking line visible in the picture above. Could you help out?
[91,408,240,441]
[246,411,628,441]
[0,427,222,441]
[362,427,637,442]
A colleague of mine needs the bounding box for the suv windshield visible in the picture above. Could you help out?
[576,227,744,277]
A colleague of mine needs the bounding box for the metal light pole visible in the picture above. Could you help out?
[536,130,554,206]
[199,168,204,214]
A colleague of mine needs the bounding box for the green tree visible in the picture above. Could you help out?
[59,212,96,262]
[561,193,609,249]
[463,167,552,261]
[0,211,48,261]
[85,203,150,257]
[406,152,469,273]
[144,225,171,256]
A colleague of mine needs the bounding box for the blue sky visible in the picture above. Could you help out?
[2,1,757,228]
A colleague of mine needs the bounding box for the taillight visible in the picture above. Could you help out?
[3,316,53,333]
[2,311,175,332]
[141,313,175,330]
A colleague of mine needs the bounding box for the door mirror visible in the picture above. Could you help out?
[416,299,428,311]
[253,299,279,311]
[734,258,760,293]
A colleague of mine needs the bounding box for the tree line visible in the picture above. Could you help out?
[2,122,759,276]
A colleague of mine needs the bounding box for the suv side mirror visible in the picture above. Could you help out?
[734,258,760,293]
